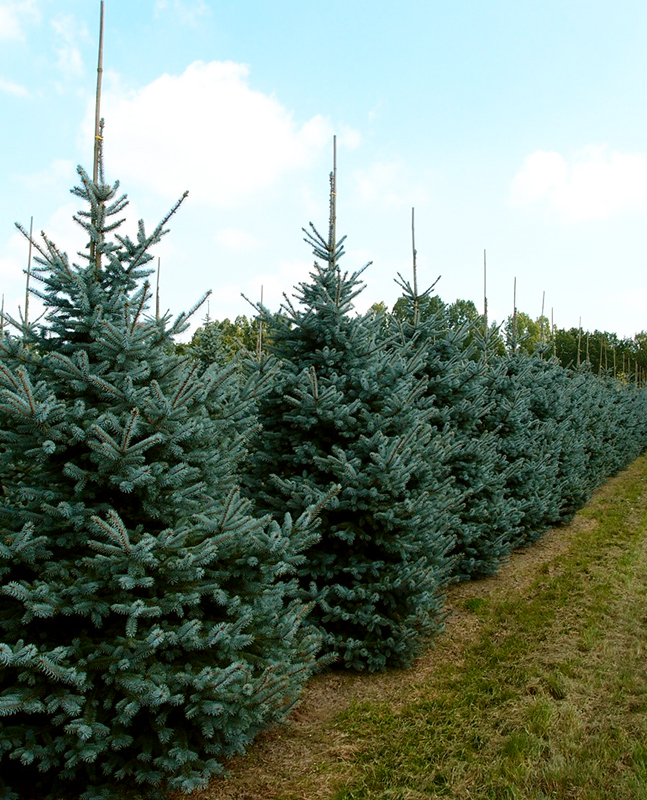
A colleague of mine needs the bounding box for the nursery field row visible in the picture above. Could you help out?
[4,156,647,799]
[201,451,647,800]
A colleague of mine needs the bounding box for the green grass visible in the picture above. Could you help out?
[328,460,647,800]
[203,454,647,800]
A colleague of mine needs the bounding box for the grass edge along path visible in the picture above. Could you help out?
[196,454,647,800]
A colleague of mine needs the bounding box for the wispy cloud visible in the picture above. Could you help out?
[154,0,209,26]
[215,228,261,253]
[210,258,312,321]
[0,75,29,96]
[51,13,86,79]
[17,159,75,190]
[352,160,429,209]
[510,146,647,223]
[86,60,356,207]
[0,0,39,41]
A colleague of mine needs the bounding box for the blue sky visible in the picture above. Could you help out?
[2,0,647,340]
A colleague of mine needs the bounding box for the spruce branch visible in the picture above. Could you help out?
[169,289,209,336]
[171,363,200,409]
[129,281,150,334]
[309,366,319,401]
[120,409,140,454]
[91,510,132,554]
[14,224,73,278]
[17,368,36,415]
[126,191,189,277]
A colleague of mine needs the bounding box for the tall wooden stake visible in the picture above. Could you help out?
[90,1,105,271]
[577,317,582,367]
[329,135,337,269]
[257,285,264,361]
[512,277,517,351]
[93,1,105,186]
[540,290,545,344]
[1,294,4,336]
[411,207,419,326]
[24,215,33,326]
[483,249,488,363]
[551,307,556,357]
[155,257,161,320]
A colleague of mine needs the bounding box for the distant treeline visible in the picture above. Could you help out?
[189,295,647,382]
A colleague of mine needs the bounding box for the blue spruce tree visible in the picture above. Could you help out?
[0,138,321,800]
[242,171,455,672]
[478,347,557,549]
[393,279,513,581]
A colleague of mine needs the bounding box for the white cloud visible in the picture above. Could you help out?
[510,146,647,223]
[40,201,91,258]
[215,228,261,252]
[352,160,429,208]
[0,232,25,281]
[510,151,568,205]
[154,0,209,26]
[17,158,75,190]
[51,13,86,79]
[87,61,351,207]
[0,75,29,96]
[209,258,312,320]
[0,0,39,41]
[338,125,362,150]
[616,287,647,325]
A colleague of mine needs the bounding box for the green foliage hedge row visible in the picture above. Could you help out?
[235,224,647,673]
[1,162,646,799]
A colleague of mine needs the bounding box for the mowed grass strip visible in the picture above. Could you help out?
[196,454,647,800]
[333,457,647,800]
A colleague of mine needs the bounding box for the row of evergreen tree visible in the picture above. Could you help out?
[192,297,647,383]
[1,154,646,800]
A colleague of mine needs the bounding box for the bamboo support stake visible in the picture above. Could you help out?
[483,249,488,328]
[483,249,488,364]
[256,285,264,361]
[512,277,517,351]
[411,207,419,326]
[24,215,33,326]
[93,1,105,186]
[329,135,337,269]
[90,1,105,271]
[577,317,582,367]
[1,294,4,336]
[540,290,545,344]
[155,257,161,320]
